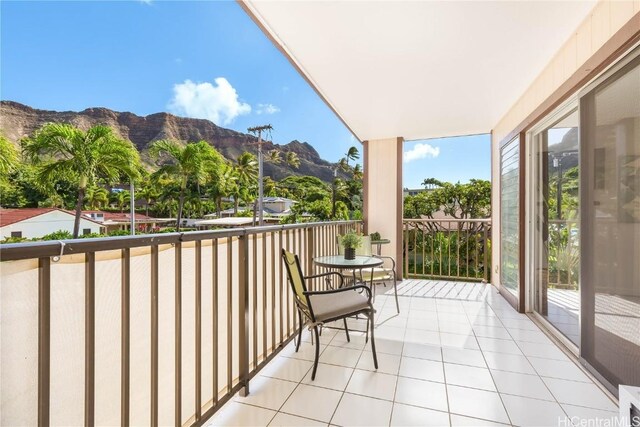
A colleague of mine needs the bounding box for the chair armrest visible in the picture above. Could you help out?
[304,284,372,302]
[305,271,345,288]
[374,255,396,270]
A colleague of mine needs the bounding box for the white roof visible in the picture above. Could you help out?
[195,217,255,226]
[243,1,595,141]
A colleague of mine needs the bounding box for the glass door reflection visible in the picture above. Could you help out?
[532,109,581,346]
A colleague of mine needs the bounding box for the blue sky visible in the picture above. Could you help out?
[1,0,490,188]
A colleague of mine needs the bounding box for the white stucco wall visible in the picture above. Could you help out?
[0,210,103,239]
[364,137,403,271]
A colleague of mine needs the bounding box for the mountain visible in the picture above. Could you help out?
[0,101,340,182]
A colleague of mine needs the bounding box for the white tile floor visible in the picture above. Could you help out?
[206,280,619,427]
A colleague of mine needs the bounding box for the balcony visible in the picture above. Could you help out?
[0,219,619,426]
[209,279,618,427]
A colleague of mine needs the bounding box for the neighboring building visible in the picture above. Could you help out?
[194,217,280,229]
[204,197,298,219]
[0,208,104,239]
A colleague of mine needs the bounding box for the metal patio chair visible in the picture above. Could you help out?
[337,235,400,313]
[282,249,378,380]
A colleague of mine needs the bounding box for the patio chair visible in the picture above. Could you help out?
[338,235,400,313]
[282,249,378,380]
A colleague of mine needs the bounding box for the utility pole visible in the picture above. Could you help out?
[130,181,135,235]
[247,124,273,226]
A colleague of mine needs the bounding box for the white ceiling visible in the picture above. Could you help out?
[243,0,596,142]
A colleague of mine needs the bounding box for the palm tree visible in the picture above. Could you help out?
[0,134,19,177]
[137,179,162,216]
[285,151,300,169]
[208,162,236,217]
[114,190,131,213]
[232,152,258,214]
[149,139,224,231]
[85,186,109,210]
[267,149,282,164]
[22,123,140,238]
[352,163,363,180]
[344,146,360,167]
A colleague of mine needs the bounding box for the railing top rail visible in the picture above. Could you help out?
[0,220,361,262]
[403,218,491,223]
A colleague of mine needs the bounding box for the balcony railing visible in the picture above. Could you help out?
[547,219,579,290]
[403,218,491,282]
[0,220,361,426]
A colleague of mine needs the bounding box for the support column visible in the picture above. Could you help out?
[363,137,404,278]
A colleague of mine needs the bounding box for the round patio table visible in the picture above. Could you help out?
[313,255,383,286]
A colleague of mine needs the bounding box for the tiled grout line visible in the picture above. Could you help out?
[460,292,514,426]
[489,301,577,423]
[505,314,619,414]
[434,297,455,427]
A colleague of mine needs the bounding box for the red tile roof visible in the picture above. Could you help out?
[1,208,107,227]
[0,208,58,227]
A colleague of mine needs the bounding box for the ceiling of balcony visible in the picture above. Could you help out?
[242,0,596,142]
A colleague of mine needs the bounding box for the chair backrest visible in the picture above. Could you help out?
[336,234,372,256]
[281,249,308,307]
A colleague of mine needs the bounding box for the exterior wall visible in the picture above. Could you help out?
[0,211,103,239]
[363,137,404,276]
[494,1,640,144]
[491,1,640,293]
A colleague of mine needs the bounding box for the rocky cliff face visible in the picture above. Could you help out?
[0,101,339,182]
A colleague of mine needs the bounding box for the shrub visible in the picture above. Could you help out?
[40,230,73,241]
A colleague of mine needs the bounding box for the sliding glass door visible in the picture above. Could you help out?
[531,109,580,346]
[580,53,640,390]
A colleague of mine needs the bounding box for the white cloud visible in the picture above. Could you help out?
[139,0,153,5]
[404,143,440,163]
[168,77,251,125]
[256,103,280,115]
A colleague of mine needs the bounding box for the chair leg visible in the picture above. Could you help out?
[369,309,378,369]
[343,318,350,342]
[311,326,321,380]
[295,311,303,352]
[365,316,370,343]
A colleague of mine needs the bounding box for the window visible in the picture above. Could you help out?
[10,231,22,238]
[83,228,91,235]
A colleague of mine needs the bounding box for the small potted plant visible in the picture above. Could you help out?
[340,232,362,260]
[370,231,381,241]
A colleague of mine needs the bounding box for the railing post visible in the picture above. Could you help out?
[483,222,489,282]
[38,257,50,427]
[306,228,314,290]
[238,234,250,397]
[85,252,95,427]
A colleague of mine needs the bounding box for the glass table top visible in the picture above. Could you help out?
[313,255,383,269]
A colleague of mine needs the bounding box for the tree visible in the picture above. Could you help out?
[22,123,140,238]
[113,190,131,213]
[85,186,109,210]
[0,134,19,178]
[208,162,236,217]
[404,178,491,233]
[232,152,258,214]
[150,139,224,231]
[267,149,282,164]
[344,146,360,167]
[285,151,300,169]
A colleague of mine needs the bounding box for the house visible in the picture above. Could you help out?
[205,197,298,219]
[81,210,174,233]
[0,208,104,239]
